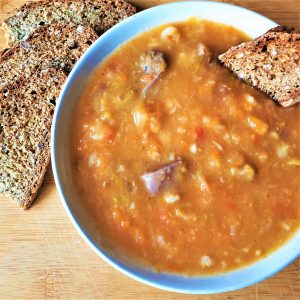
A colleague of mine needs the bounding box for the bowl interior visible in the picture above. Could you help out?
[51,1,300,294]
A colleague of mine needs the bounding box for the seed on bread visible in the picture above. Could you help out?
[0,23,98,89]
[0,68,66,209]
[218,26,300,107]
[1,0,136,47]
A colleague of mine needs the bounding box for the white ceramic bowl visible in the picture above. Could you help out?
[51,1,300,294]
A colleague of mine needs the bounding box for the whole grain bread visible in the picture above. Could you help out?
[0,23,98,89]
[0,68,66,209]
[2,0,136,47]
[219,26,300,107]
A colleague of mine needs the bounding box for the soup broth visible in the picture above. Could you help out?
[71,19,300,274]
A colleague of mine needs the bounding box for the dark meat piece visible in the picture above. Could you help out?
[141,160,182,196]
[139,50,168,96]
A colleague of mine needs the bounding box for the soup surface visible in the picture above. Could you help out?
[71,19,300,274]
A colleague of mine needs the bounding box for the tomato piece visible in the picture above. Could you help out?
[194,126,205,141]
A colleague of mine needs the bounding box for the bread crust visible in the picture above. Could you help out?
[219,26,300,107]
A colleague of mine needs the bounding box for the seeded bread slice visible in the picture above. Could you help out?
[0,68,66,209]
[2,0,136,47]
[0,23,97,89]
[219,26,300,107]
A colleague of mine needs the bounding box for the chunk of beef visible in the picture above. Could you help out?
[141,160,182,196]
[139,50,168,96]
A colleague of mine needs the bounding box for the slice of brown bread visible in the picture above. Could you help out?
[2,0,136,47]
[0,68,66,209]
[219,26,300,107]
[0,23,98,89]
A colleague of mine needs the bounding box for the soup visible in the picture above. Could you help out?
[71,19,300,274]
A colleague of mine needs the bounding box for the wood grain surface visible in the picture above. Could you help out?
[0,0,299,299]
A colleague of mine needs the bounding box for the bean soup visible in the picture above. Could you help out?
[71,19,300,274]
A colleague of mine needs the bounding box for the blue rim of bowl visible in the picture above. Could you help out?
[51,0,299,294]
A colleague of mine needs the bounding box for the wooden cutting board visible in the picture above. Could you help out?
[0,1,299,299]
